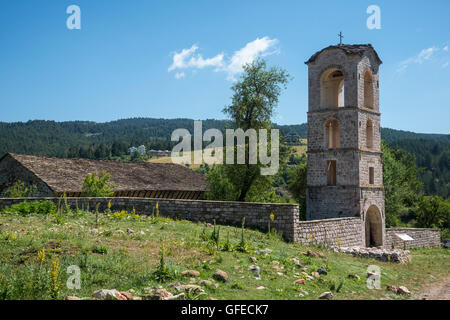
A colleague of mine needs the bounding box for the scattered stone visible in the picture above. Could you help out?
[132,296,142,301]
[114,229,125,235]
[317,266,328,275]
[250,256,258,263]
[90,229,99,236]
[336,246,411,264]
[120,291,132,300]
[277,272,284,276]
[348,274,361,280]
[386,285,398,293]
[311,272,320,279]
[92,289,127,300]
[200,280,214,287]
[181,270,200,277]
[319,291,334,300]
[306,275,314,281]
[298,293,304,297]
[164,293,185,300]
[175,284,203,294]
[296,263,303,269]
[249,266,261,280]
[256,286,265,290]
[127,228,135,234]
[213,270,228,282]
[233,265,240,270]
[139,230,145,235]
[291,258,300,264]
[398,286,411,295]
[206,297,218,300]
[65,296,81,300]
[294,279,306,285]
[128,289,135,294]
[147,288,173,300]
[272,265,281,271]
[305,249,326,259]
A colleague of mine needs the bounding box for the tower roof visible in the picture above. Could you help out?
[305,44,382,65]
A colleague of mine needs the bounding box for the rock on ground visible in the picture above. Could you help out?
[213,270,228,282]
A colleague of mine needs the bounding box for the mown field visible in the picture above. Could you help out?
[0,202,448,300]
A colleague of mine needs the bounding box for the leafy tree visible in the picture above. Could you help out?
[215,58,291,202]
[382,140,423,226]
[81,171,115,197]
[287,161,307,220]
[5,180,37,198]
[415,195,450,229]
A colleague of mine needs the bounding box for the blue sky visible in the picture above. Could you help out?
[0,0,449,133]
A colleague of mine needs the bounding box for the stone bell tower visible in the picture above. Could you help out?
[305,43,385,247]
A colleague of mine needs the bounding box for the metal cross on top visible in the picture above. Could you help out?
[338,31,344,45]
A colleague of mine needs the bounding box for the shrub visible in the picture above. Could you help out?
[5,181,37,198]
[81,171,115,197]
[1,200,57,216]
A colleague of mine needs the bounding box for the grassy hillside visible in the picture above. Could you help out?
[0,206,448,300]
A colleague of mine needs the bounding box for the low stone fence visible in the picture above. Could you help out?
[294,217,363,247]
[385,227,441,249]
[0,197,364,246]
[0,197,300,242]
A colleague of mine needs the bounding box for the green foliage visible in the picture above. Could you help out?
[287,161,307,220]
[5,181,37,198]
[81,171,115,197]
[1,200,56,216]
[152,240,178,282]
[415,195,450,230]
[382,140,423,226]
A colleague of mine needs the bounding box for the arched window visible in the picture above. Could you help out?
[325,119,340,149]
[363,70,374,109]
[320,69,344,108]
[366,119,373,149]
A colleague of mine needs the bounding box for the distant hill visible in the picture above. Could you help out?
[0,117,448,198]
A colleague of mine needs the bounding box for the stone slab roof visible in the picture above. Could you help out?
[305,44,382,65]
[2,153,208,193]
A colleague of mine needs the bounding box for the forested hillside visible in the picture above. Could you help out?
[0,118,448,198]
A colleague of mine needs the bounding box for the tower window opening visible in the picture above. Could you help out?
[325,119,340,149]
[364,70,374,109]
[366,119,374,149]
[369,167,375,185]
[327,160,337,186]
[320,69,345,108]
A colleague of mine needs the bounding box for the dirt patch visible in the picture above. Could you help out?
[413,276,450,300]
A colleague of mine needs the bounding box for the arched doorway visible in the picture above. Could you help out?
[365,205,383,247]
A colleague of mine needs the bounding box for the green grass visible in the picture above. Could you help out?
[0,208,448,300]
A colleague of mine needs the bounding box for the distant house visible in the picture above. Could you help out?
[284,132,300,143]
[128,145,146,155]
[148,150,171,157]
[0,153,208,199]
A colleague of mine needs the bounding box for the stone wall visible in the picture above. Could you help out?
[0,197,363,247]
[385,228,441,249]
[0,155,53,197]
[0,197,299,242]
[294,217,363,247]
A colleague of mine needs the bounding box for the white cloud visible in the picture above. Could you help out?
[224,37,279,80]
[168,37,279,80]
[443,46,448,52]
[168,45,224,74]
[175,72,185,79]
[442,62,449,69]
[396,46,439,73]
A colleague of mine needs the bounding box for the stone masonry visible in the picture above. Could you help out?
[305,44,385,247]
